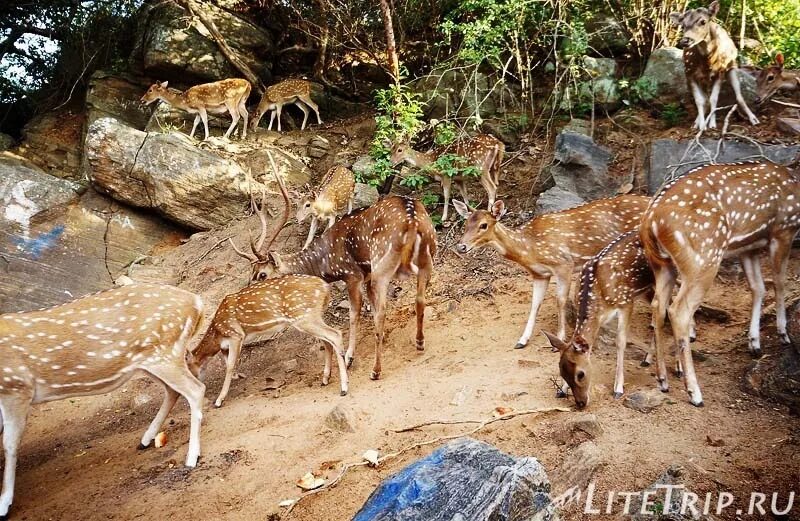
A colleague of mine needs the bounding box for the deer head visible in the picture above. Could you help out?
[543,331,592,409]
[389,139,414,167]
[141,81,170,104]
[670,1,719,49]
[755,53,786,104]
[295,184,318,223]
[230,153,291,282]
[453,200,507,253]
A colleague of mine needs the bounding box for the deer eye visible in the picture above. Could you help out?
[258,272,267,281]
[700,19,706,25]
[576,370,586,382]
[767,75,774,81]
[479,222,488,230]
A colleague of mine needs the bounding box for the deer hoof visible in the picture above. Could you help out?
[137,442,150,451]
[555,389,567,399]
[340,390,348,397]
[674,369,684,378]
[370,371,380,380]
[346,357,354,369]
[750,348,763,359]
[691,400,705,408]
[640,359,651,367]
[514,342,527,349]
[657,379,669,393]
[416,341,425,351]
[613,392,623,400]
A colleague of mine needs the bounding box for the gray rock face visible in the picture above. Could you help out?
[646,138,800,194]
[549,131,616,200]
[16,112,83,180]
[132,1,272,84]
[354,438,560,521]
[585,14,629,56]
[641,47,688,103]
[0,155,180,313]
[351,154,376,180]
[86,71,153,129]
[580,57,620,110]
[353,182,379,209]
[535,186,585,215]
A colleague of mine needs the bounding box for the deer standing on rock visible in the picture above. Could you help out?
[391,134,504,221]
[141,78,251,140]
[453,195,650,349]
[641,161,800,406]
[232,156,436,381]
[755,53,800,105]
[297,165,356,249]
[189,274,347,407]
[0,284,207,520]
[671,1,759,131]
[250,79,321,132]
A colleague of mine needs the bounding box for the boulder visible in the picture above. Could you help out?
[85,71,153,129]
[777,117,800,137]
[353,182,379,209]
[641,47,687,103]
[85,117,301,230]
[411,69,518,121]
[0,155,181,313]
[549,131,616,200]
[580,57,620,110]
[563,413,603,439]
[131,1,272,84]
[324,403,356,433]
[0,133,14,151]
[535,186,585,215]
[15,112,84,180]
[354,438,560,521]
[585,14,629,56]
[646,138,800,194]
[351,154,376,180]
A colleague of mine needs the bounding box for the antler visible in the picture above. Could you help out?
[228,236,259,263]
[257,151,291,255]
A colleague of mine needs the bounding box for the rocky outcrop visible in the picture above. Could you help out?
[85,118,311,230]
[549,131,617,200]
[580,57,620,111]
[0,154,180,313]
[0,133,14,151]
[85,71,153,129]
[131,1,273,85]
[585,14,629,56]
[15,112,84,180]
[646,139,800,193]
[535,186,585,214]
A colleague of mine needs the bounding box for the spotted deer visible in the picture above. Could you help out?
[232,158,436,381]
[390,134,505,221]
[755,53,800,105]
[297,165,356,249]
[670,1,759,131]
[250,79,321,132]
[641,161,800,406]
[453,195,650,349]
[141,78,251,140]
[0,284,206,520]
[189,274,346,407]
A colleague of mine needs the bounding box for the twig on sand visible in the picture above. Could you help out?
[283,406,570,517]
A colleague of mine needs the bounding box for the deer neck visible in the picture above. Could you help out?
[404,149,435,169]
[159,89,191,110]
[312,199,335,217]
[487,223,531,263]
[278,244,333,280]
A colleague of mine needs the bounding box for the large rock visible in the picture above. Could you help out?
[646,138,800,193]
[535,186,585,215]
[552,441,603,491]
[86,71,153,129]
[132,1,272,84]
[0,133,14,151]
[580,57,620,110]
[585,14,629,56]
[14,112,84,180]
[0,154,181,313]
[85,118,308,230]
[411,69,519,121]
[354,438,560,521]
[549,131,616,200]
[641,47,688,103]
[353,182,379,209]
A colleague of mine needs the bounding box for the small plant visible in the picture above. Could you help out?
[399,171,430,189]
[433,121,459,146]
[420,192,440,208]
[425,153,481,180]
[619,76,657,106]
[660,102,686,128]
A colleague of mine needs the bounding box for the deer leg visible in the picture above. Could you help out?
[223,101,240,139]
[707,77,722,129]
[295,317,348,396]
[517,276,549,349]
[144,363,205,466]
[456,180,470,209]
[479,158,497,208]
[295,101,310,130]
[239,100,248,139]
[326,215,335,229]
[344,278,363,368]
[728,69,760,126]
[198,107,210,140]
[139,381,179,449]
[689,80,708,131]
[268,110,276,131]
[741,253,766,356]
[190,115,201,139]
[651,266,676,392]
[214,337,243,408]
[368,276,392,380]
[554,271,571,340]
[441,176,453,221]
[347,196,353,213]
[415,242,433,351]
[0,393,32,520]
[613,307,632,399]
[769,231,794,344]
[275,104,283,132]
[303,217,319,250]
[299,94,322,124]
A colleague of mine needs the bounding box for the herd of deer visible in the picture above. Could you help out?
[1,2,799,519]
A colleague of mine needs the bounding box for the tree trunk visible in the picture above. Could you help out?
[379,0,400,82]
[312,0,329,80]
[175,0,265,94]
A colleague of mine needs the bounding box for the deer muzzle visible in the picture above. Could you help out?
[456,243,469,254]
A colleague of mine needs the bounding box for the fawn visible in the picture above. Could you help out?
[297,166,356,249]
[250,79,321,132]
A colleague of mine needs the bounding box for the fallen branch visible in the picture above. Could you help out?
[283,405,570,517]
[771,99,800,110]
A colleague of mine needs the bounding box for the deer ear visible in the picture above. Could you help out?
[707,1,719,17]
[542,331,569,353]
[452,199,471,219]
[160,81,169,88]
[491,200,507,219]
[669,12,683,25]
[776,53,784,67]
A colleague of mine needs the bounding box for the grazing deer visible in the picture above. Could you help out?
[232,162,436,381]
[670,1,759,131]
[297,166,356,250]
[755,53,800,105]
[0,284,206,520]
[453,195,650,349]
[641,161,800,406]
[250,79,321,132]
[390,134,505,221]
[141,78,251,140]
[188,274,347,407]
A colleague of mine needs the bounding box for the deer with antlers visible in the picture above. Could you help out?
[453,195,650,349]
[642,161,800,406]
[231,158,436,381]
[297,165,356,250]
[391,134,504,221]
[141,78,251,140]
[250,79,321,132]
[0,283,206,520]
[671,1,759,131]
[188,274,347,407]
[755,53,800,105]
